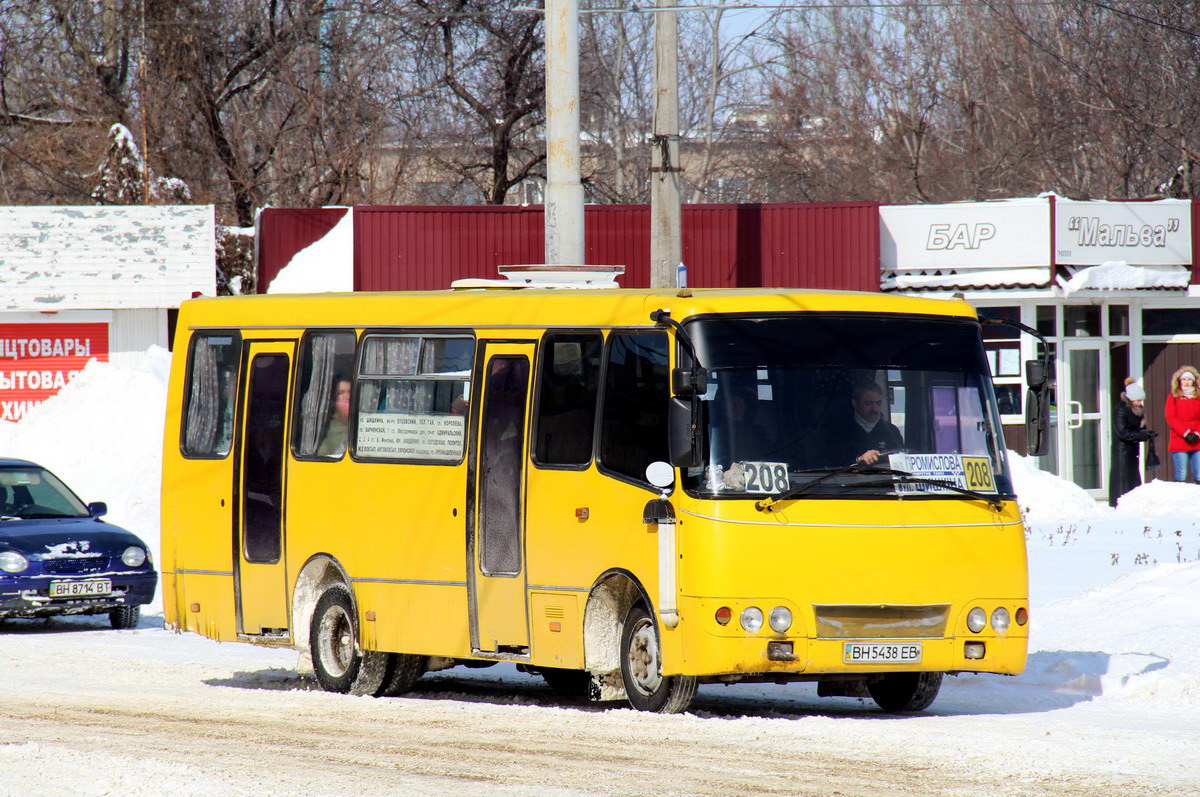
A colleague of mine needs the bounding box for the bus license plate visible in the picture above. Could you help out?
[843,642,923,664]
[49,580,112,598]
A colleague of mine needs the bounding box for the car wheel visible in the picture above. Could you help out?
[109,605,140,630]
[310,584,385,694]
[867,672,943,712]
[620,604,697,713]
[538,667,591,700]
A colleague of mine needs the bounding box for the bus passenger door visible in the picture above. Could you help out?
[469,342,535,654]
[235,341,294,637]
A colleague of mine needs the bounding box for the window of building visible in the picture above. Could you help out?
[534,332,602,467]
[1142,308,1200,336]
[977,307,1022,419]
[292,331,357,460]
[181,332,242,458]
[599,332,669,484]
[1065,305,1101,337]
[354,334,473,462]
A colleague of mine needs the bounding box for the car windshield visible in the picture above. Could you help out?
[680,314,1014,500]
[0,467,90,519]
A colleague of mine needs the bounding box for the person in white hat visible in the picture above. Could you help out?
[1109,377,1157,507]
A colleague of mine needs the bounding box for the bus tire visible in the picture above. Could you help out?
[619,604,697,714]
[310,584,373,694]
[868,671,943,712]
[377,653,428,697]
[538,667,591,700]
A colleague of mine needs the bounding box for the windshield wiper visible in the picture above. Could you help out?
[755,462,886,511]
[755,464,1003,511]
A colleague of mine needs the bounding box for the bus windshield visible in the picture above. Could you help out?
[681,314,1013,500]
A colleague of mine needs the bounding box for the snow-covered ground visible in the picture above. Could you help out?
[1,353,1198,795]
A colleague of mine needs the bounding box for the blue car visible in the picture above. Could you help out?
[0,459,157,629]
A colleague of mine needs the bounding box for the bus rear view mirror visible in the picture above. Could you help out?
[671,367,708,397]
[1025,359,1049,389]
[668,397,702,468]
[1025,387,1050,457]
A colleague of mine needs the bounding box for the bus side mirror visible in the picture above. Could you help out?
[1025,359,1049,389]
[671,367,708,397]
[1025,387,1051,457]
[668,396,702,468]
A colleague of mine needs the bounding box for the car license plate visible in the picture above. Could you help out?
[843,642,923,664]
[49,579,112,598]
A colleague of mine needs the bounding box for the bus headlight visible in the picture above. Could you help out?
[967,607,987,634]
[740,607,764,633]
[121,546,147,567]
[0,551,29,573]
[769,606,792,633]
[991,607,1011,633]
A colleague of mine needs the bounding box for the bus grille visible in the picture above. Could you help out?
[42,557,109,575]
[812,604,951,639]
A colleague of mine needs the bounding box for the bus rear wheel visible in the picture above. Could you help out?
[620,604,697,714]
[868,671,943,712]
[310,584,389,695]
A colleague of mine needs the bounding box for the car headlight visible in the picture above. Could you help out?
[121,546,147,568]
[991,607,1011,633]
[967,607,987,634]
[769,606,793,633]
[740,606,764,633]
[0,551,29,573]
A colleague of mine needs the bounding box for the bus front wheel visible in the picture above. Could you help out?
[868,671,943,712]
[619,604,697,714]
[310,584,389,695]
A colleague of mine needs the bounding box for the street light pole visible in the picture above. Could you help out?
[650,0,682,289]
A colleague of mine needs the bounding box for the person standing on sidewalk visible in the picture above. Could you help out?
[1164,366,1200,482]
[1109,379,1156,507]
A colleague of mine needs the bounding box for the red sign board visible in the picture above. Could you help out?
[0,323,109,422]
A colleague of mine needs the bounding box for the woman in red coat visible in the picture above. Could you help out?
[1163,365,1200,482]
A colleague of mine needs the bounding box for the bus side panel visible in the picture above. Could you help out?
[525,467,669,671]
[175,573,238,641]
[162,324,237,641]
[285,459,473,658]
[355,582,471,658]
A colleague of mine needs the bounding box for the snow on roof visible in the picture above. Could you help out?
[882,267,1053,292]
[1057,261,1191,294]
[0,205,216,311]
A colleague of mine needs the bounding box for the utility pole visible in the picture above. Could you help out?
[544,0,585,265]
[650,0,681,289]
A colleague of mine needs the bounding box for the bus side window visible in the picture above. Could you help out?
[291,331,357,460]
[353,334,473,462]
[598,332,669,484]
[181,332,242,458]
[533,332,602,468]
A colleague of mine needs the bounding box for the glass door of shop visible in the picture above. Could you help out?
[1058,341,1109,498]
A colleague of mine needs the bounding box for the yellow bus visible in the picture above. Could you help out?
[161,281,1039,713]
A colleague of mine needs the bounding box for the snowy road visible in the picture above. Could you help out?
[2,617,1195,797]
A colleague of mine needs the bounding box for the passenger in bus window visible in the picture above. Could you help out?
[847,383,903,466]
[317,379,352,457]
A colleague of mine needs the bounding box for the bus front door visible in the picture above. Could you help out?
[469,343,535,654]
[234,342,294,637]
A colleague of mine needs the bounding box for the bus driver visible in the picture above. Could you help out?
[848,382,903,465]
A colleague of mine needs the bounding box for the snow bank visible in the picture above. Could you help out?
[1028,562,1200,706]
[0,348,169,608]
[265,208,352,294]
[1007,450,1104,522]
